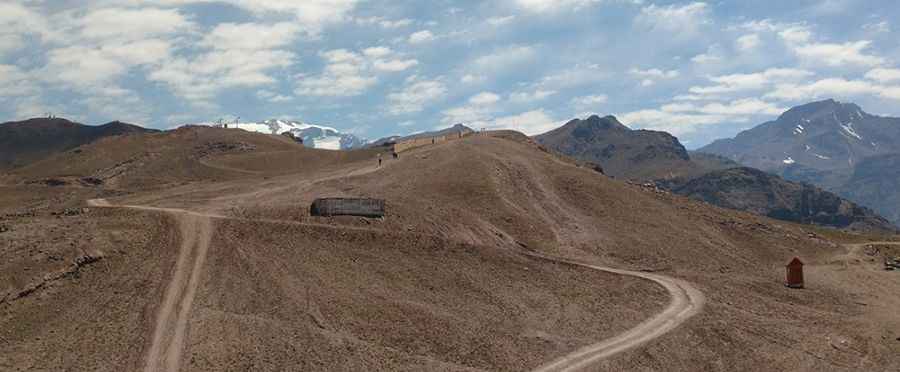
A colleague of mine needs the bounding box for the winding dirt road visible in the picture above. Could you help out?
[91,195,706,372]
[527,253,706,372]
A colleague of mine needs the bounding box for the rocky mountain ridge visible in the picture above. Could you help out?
[533,112,895,231]
[699,99,900,226]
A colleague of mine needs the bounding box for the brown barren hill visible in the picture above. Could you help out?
[1,128,899,371]
[0,118,155,171]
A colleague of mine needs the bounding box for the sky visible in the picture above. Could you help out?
[2,0,900,148]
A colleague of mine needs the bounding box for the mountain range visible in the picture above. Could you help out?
[0,118,154,171]
[205,119,368,150]
[700,99,900,226]
[535,112,895,232]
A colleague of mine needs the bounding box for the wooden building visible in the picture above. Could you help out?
[785,257,804,289]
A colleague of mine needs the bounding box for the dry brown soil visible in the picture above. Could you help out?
[1,127,898,371]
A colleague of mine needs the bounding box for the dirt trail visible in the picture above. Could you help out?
[87,199,214,372]
[528,253,705,372]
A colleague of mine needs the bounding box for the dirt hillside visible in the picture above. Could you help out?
[1,129,898,371]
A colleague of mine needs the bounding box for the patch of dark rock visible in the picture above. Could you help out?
[52,208,89,217]
[1,252,105,304]
[79,177,104,186]
[39,178,68,187]
[195,141,256,157]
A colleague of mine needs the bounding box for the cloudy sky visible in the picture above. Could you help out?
[2,0,900,147]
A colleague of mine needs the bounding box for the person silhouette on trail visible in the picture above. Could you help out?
[378,153,382,167]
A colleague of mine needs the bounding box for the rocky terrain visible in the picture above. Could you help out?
[700,99,900,226]
[664,167,894,231]
[1,122,898,371]
[533,114,892,231]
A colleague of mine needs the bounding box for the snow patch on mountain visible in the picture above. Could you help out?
[840,122,862,140]
[201,119,368,150]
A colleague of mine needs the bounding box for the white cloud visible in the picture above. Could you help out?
[736,19,783,33]
[441,103,562,136]
[295,49,375,97]
[619,109,735,136]
[862,21,890,34]
[792,40,885,67]
[516,0,602,12]
[636,2,710,36]
[355,17,413,29]
[152,48,295,103]
[661,98,783,116]
[78,87,152,124]
[295,46,416,97]
[778,25,812,44]
[571,94,609,107]
[363,46,392,58]
[765,78,900,102]
[866,68,900,83]
[691,44,724,64]
[372,59,419,72]
[0,65,38,97]
[509,89,557,103]
[408,30,435,44]
[256,90,293,103]
[387,77,447,114]
[736,34,761,51]
[164,0,358,34]
[474,45,536,71]
[469,92,502,105]
[461,74,485,84]
[0,3,49,57]
[629,68,680,79]
[42,45,129,87]
[200,22,300,50]
[77,7,193,43]
[487,15,516,26]
[490,109,562,135]
[13,95,71,121]
[688,68,814,96]
[537,64,607,89]
[629,67,679,86]
[772,24,885,67]
[620,97,787,136]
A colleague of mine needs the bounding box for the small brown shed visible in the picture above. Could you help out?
[785,257,804,289]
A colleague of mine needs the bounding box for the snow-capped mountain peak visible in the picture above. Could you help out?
[204,119,368,150]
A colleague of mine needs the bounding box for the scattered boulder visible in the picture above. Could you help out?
[0,224,8,233]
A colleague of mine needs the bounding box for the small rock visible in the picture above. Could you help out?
[0,225,8,233]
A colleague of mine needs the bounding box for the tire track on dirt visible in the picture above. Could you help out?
[88,199,214,372]
[90,153,704,372]
[525,252,705,372]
